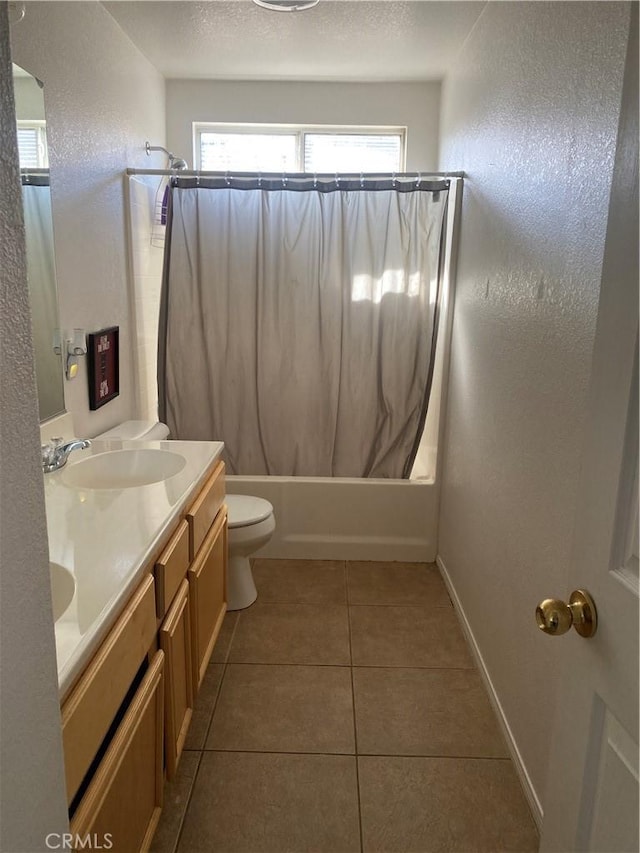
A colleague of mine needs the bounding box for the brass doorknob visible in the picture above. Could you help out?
[535,589,597,638]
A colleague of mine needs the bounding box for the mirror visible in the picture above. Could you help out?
[12,62,65,422]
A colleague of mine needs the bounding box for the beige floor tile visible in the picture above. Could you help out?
[353,667,508,758]
[206,664,355,754]
[150,751,200,853]
[183,664,224,751]
[347,561,451,607]
[229,602,351,665]
[252,558,347,604]
[210,610,239,663]
[178,752,361,852]
[350,605,474,668]
[359,756,539,852]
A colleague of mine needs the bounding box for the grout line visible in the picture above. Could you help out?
[171,749,204,853]
[214,660,476,670]
[347,602,453,609]
[355,753,515,763]
[200,746,357,755]
[227,611,241,656]
[347,599,365,853]
[244,599,453,609]
[211,661,480,670]
[218,660,352,668]
[196,747,514,762]
[199,653,232,748]
[172,609,242,850]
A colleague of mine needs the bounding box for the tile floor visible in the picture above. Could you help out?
[152,560,539,853]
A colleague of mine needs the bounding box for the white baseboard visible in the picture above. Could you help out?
[436,554,544,831]
[264,533,434,562]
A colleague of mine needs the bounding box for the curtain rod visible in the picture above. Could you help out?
[126,168,465,179]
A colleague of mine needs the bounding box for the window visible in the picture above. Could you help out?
[194,124,405,173]
[16,120,48,168]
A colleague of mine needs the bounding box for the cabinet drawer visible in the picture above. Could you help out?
[159,579,193,780]
[186,460,225,559]
[62,574,157,805]
[189,508,227,692]
[155,520,189,618]
[70,651,165,853]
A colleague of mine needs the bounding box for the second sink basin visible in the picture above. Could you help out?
[50,562,75,621]
[61,448,187,490]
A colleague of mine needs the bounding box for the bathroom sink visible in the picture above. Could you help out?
[50,562,75,621]
[61,448,187,490]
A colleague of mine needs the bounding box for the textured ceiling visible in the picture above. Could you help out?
[102,1,486,81]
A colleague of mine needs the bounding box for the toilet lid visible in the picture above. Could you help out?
[226,494,274,528]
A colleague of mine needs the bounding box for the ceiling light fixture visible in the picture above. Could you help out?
[252,0,320,11]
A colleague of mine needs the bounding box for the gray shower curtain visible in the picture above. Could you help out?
[22,179,61,421]
[158,175,447,477]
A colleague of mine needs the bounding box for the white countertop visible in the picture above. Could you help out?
[44,438,224,700]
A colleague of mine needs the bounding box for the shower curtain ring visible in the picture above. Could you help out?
[313,173,317,188]
[225,171,231,186]
[416,172,422,187]
[258,172,262,188]
[392,172,396,187]
[282,172,288,188]
[335,173,340,188]
[360,172,364,188]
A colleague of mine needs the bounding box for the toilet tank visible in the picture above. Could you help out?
[94,421,170,441]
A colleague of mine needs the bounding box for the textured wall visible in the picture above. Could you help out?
[10,0,166,438]
[438,0,630,812]
[0,3,69,848]
[166,79,441,172]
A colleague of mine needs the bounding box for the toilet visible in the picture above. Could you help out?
[225,494,275,610]
[95,420,274,611]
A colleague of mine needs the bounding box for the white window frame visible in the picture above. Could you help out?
[16,119,48,168]
[193,122,407,172]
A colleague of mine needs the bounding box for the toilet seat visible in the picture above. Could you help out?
[226,494,274,529]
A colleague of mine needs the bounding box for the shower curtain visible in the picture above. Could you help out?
[158,175,448,477]
[21,178,61,421]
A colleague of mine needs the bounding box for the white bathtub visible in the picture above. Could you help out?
[226,474,438,562]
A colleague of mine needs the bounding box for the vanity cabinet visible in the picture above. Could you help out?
[156,459,227,777]
[186,460,227,691]
[70,651,165,851]
[188,504,228,691]
[61,574,158,806]
[60,453,227,849]
[159,579,193,779]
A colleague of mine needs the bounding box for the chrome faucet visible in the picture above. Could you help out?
[41,437,91,473]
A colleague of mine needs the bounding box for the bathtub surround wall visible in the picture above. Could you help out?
[128,174,167,422]
[438,0,632,821]
[10,0,166,438]
[0,6,68,848]
[166,79,441,172]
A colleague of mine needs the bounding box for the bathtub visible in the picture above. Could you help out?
[226,474,438,562]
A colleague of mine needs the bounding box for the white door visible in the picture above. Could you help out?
[540,13,639,852]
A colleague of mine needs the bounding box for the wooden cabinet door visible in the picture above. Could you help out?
[188,508,227,693]
[62,575,157,806]
[159,579,193,780]
[70,650,165,853]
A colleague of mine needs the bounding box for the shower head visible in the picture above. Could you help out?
[252,0,319,9]
[145,141,189,170]
[168,155,188,171]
